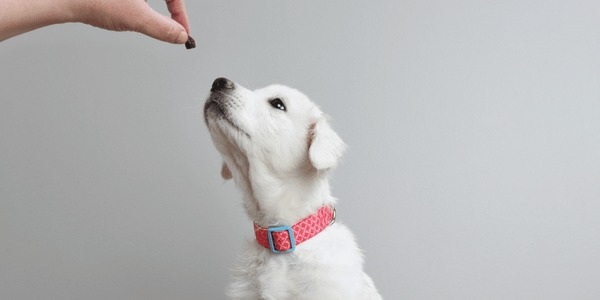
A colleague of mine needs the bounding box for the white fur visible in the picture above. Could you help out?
[204,79,382,299]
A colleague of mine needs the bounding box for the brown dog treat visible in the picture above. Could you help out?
[185,36,196,49]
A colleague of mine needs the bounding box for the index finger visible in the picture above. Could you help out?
[165,0,190,34]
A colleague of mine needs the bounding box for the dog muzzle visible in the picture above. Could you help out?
[253,205,336,254]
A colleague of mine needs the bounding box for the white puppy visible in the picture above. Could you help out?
[204,77,382,300]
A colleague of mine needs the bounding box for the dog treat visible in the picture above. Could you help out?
[185,36,196,49]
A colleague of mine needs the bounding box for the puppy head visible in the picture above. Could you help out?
[204,77,346,182]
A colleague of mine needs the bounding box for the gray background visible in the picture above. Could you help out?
[1,1,600,299]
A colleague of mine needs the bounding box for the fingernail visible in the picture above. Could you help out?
[177,30,188,44]
[185,36,196,50]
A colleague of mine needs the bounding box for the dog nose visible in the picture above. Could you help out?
[211,77,235,92]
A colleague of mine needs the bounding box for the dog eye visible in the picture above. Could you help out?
[269,98,286,111]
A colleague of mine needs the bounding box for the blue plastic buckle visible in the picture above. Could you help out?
[267,226,295,254]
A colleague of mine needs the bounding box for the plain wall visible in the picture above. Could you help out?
[1,1,599,299]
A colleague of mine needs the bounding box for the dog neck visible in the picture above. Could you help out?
[225,153,336,227]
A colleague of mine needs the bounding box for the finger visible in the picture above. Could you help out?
[137,4,188,44]
[165,0,190,34]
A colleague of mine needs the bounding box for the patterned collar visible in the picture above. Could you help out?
[253,205,336,254]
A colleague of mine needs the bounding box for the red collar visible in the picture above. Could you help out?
[254,205,336,253]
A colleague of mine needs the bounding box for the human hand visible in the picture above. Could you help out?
[72,0,192,45]
[0,0,194,45]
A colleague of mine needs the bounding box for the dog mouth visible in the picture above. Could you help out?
[204,100,251,139]
[204,99,225,119]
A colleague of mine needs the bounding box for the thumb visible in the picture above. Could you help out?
[137,6,188,44]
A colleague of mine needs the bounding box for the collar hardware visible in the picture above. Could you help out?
[267,226,295,254]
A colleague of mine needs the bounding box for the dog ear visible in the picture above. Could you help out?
[308,117,346,170]
[221,162,233,180]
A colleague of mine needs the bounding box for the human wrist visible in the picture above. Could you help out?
[54,0,81,24]
[0,0,76,42]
